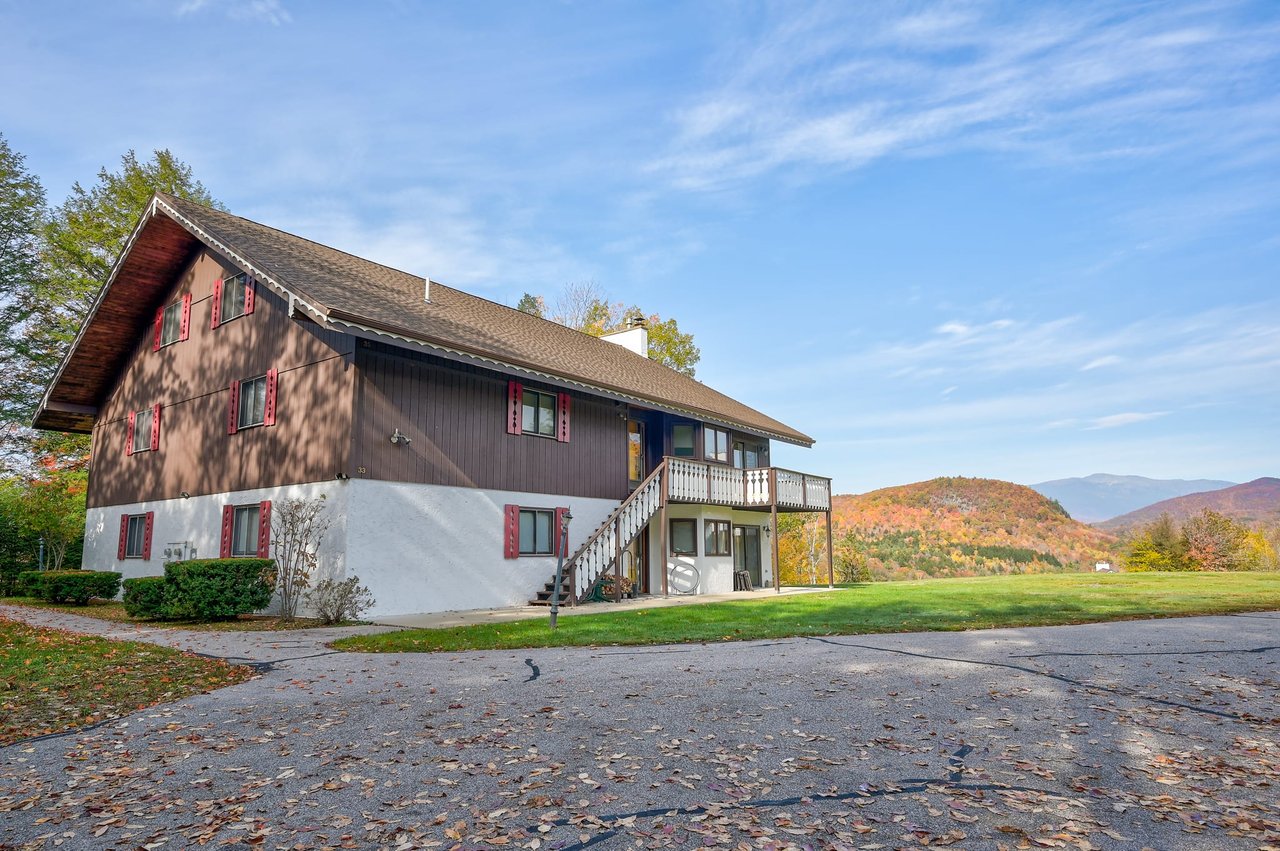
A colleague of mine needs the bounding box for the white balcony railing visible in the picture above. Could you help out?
[665,457,831,511]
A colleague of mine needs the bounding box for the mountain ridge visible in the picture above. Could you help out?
[1029,473,1236,523]
[1096,477,1280,534]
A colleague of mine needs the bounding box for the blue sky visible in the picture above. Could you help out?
[3,0,1277,493]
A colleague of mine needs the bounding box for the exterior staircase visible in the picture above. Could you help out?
[528,460,666,606]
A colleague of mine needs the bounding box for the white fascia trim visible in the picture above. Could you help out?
[330,318,809,447]
[153,197,332,329]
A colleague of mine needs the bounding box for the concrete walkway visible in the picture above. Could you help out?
[371,584,835,628]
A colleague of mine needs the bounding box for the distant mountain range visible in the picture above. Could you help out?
[1096,477,1280,535]
[831,477,1119,581]
[1029,474,1236,523]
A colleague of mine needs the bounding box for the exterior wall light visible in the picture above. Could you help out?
[390,428,412,445]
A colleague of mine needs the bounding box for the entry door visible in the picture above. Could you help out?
[627,419,646,487]
[734,526,762,588]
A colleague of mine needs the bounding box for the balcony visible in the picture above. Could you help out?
[664,457,831,512]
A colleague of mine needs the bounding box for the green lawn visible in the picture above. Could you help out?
[0,616,254,745]
[335,572,1280,653]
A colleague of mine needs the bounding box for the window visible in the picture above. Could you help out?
[672,424,695,457]
[733,441,763,469]
[219,273,252,324]
[519,509,554,555]
[705,520,731,556]
[153,293,192,350]
[117,511,153,561]
[670,518,697,555]
[124,515,147,558]
[238,376,267,429]
[503,504,567,558]
[126,403,161,456]
[507,381,570,442]
[220,501,271,558]
[704,427,729,464]
[521,389,557,437]
[230,505,260,557]
[228,369,277,434]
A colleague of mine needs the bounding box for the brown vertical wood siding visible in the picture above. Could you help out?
[351,343,628,500]
[88,249,355,508]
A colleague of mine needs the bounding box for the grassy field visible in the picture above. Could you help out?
[0,616,254,745]
[1,597,336,631]
[336,572,1280,653]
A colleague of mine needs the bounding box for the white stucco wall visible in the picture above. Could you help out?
[343,479,620,617]
[84,481,349,587]
[654,505,776,595]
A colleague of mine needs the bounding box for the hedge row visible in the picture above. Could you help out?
[17,570,122,605]
[123,559,275,621]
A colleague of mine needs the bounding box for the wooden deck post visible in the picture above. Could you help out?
[825,509,834,589]
[770,468,781,594]
[659,469,670,597]
[614,516,623,602]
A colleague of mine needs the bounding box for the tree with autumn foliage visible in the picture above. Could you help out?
[526,280,701,377]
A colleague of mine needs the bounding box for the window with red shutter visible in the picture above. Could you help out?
[227,380,240,434]
[220,505,235,558]
[263,368,278,426]
[149,403,161,451]
[211,278,223,328]
[244,277,256,314]
[179,293,192,341]
[556,393,571,443]
[118,515,129,559]
[503,504,520,558]
[506,381,522,435]
[142,512,154,560]
[125,411,136,457]
[152,308,163,351]
[257,500,272,558]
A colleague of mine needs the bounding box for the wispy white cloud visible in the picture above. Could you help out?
[652,2,1280,192]
[177,0,291,25]
[1081,355,1122,371]
[1085,411,1169,430]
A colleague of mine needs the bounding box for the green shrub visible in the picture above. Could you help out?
[22,569,122,604]
[122,576,172,618]
[1,560,34,597]
[15,570,43,596]
[164,559,275,620]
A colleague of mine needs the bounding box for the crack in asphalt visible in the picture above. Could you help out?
[1012,645,1279,659]
[802,636,1268,722]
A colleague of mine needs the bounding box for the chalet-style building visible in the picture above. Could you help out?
[34,194,832,617]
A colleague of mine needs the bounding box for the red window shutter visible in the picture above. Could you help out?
[556,392,571,443]
[150,403,161,451]
[211,278,223,329]
[503,504,520,558]
[227,380,240,434]
[220,505,234,558]
[117,515,129,560]
[125,411,136,456]
[179,293,192,341]
[152,307,164,351]
[257,500,272,558]
[244,277,256,315]
[554,507,569,557]
[142,511,154,560]
[506,381,522,435]
[263,368,278,426]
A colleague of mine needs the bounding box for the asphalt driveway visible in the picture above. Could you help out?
[1,605,1277,850]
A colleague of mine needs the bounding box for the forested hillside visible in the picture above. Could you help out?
[781,477,1120,583]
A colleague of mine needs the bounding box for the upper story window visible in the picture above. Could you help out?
[212,272,256,328]
[506,381,570,442]
[733,441,763,469]
[672,424,695,457]
[704,426,730,464]
[521,389,557,437]
[125,403,161,456]
[227,369,278,434]
[152,294,191,351]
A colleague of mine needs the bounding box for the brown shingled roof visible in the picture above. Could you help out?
[38,193,814,446]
